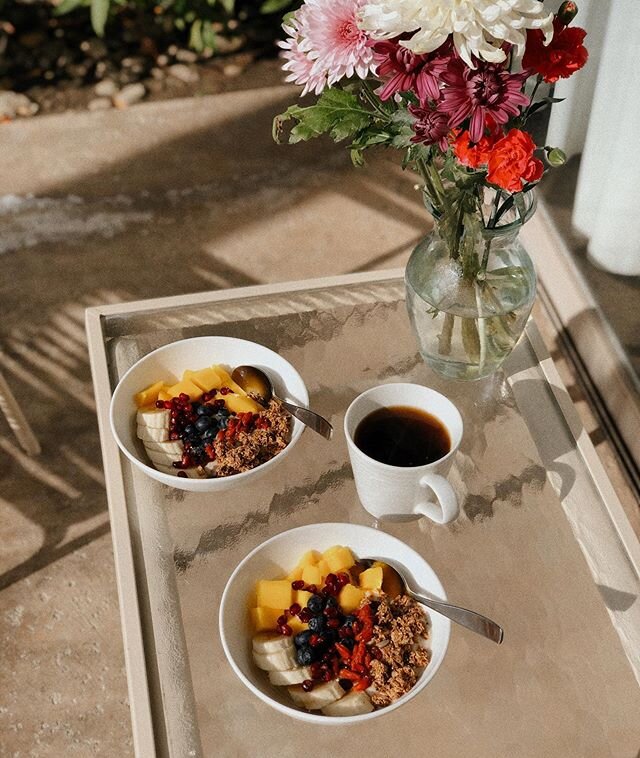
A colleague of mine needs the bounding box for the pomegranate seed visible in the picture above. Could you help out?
[325,573,337,586]
[164,401,173,409]
[170,432,179,440]
[327,618,340,629]
[220,387,231,395]
[214,399,226,408]
[276,614,288,626]
[310,663,323,680]
[336,573,350,587]
[155,400,164,408]
[176,471,187,478]
[301,680,314,692]
[322,670,332,682]
[323,606,338,618]
[371,646,383,660]
[179,393,189,402]
[306,585,317,594]
[321,652,333,664]
[289,603,301,616]
[298,608,312,623]
[278,624,292,636]
[309,634,321,647]
[291,580,305,590]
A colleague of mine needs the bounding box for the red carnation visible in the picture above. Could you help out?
[523,17,588,84]
[486,129,544,193]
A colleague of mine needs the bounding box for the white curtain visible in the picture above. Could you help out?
[545,0,640,275]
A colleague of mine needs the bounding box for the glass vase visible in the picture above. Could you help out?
[405,190,537,381]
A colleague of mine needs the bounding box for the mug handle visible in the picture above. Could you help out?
[414,473,459,524]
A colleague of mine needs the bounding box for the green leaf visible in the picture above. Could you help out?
[545,147,567,167]
[219,0,235,13]
[90,0,110,36]
[54,0,88,15]
[273,88,373,144]
[260,0,293,13]
[189,19,203,51]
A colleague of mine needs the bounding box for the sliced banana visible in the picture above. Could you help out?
[287,680,345,710]
[252,647,297,672]
[154,464,208,479]
[268,667,312,686]
[137,409,170,429]
[252,633,295,656]
[145,447,180,467]
[137,425,169,443]
[321,690,373,716]
[144,439,184,455]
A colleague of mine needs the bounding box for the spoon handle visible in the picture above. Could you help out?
[277,397,333,440]
[411,592,504,644]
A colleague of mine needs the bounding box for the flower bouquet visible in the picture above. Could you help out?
[273,0,588,380]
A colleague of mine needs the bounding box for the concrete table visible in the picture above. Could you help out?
[86,271,640,758]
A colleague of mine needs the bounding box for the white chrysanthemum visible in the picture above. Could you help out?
[359,0,554,68]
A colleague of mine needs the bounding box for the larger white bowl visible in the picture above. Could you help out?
[219,523,450,724]
[110,336,309,492]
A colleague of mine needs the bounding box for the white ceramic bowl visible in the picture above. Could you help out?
[219,522,450,724]
[110,336,309,492]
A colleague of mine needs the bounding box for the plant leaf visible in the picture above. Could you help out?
[260,0,293,12]
[273,88,373,144]
[54,0,89,15]
[90,0,110,36]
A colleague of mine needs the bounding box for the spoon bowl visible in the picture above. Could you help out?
[232,364,333,440]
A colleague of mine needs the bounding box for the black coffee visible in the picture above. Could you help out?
[354,405,450,467]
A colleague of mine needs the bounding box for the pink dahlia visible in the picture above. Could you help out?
[279,0,375,95]
[372,39,451,102]
[438,60,529,143]
[408,104,450,151]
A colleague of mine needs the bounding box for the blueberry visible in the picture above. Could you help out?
[294,631,312,648]
[343,615,357,627]
[196,404,214,416]
[183,424,196,436]
[296,647,315,666]
[323,629,337,645]
[307,595,324,614]
[307,615,324,634]
[340,636,355,650]
[195,416,212,431]
[324,596,338,609]
[202,429,216,441]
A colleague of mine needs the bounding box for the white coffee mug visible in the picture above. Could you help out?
[344,383,463,524]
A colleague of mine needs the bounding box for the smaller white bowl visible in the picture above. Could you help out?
[219,523,450,724]
[109,336,309,492]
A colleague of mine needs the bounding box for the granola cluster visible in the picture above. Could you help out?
[368,594,431,707]
[214,400,291,476]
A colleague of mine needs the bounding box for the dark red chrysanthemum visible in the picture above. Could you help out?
[438,59,529,143]
[372,39,451,102]
[409,104,450,151]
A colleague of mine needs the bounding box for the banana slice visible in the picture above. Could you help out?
[322,690,373,716]
[144,439,184,455]
[287,680,345,710]
[268,667,312,686]
[253,647,297,672]
[154,464,208,479]
[145,446,180,467]
[137,409,170,429]
[252,633,295,656]
[137,425,170,443]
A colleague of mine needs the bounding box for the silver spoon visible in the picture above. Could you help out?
[231,365,333,440]
[364,558,504,645]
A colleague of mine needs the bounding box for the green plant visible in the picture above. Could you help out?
[54,0,301,52]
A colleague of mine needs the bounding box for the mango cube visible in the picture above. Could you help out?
[212,366,249,397]
[135,380,166,409]
[224,392,262,414]
[287,566,303,582]
[316,559,330,579]
[158,389,173,401]
[255,580,292,610]
[184,367,221,393]
[339,584,364,613]
[359,566,383,591]
[251,607,280,632]
[322,546,356,573]
[298,550,321,568]
[295,590,312,608]
[301,565,323,587]
[167,378,204,401]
